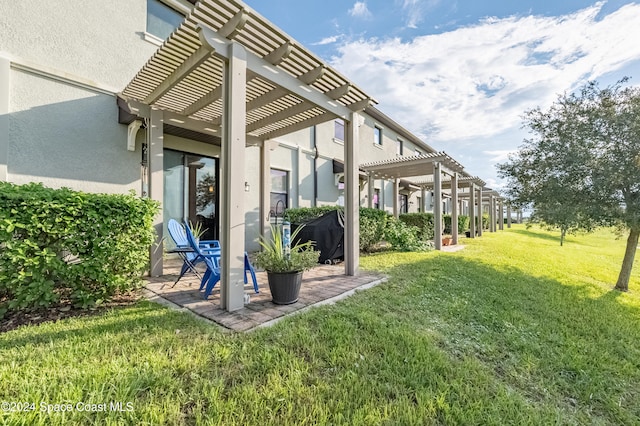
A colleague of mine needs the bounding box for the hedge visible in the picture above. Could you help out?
[444,214,470,234]
[285,206,388,252]
[398,213,435,240]
[0,182,158,316]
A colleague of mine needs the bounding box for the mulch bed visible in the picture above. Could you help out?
[1,292,142,334]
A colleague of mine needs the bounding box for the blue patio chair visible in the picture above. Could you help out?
[182,221,259,299]
[183,221,222,299]
[167,219,220,285]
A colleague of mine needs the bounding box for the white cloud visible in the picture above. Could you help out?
[331,2,640,148]
[483,150,515,163]
[313,35,343,45]
[397,0,440,29]
[349,1,372,19]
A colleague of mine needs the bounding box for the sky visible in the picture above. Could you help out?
[244,0,640,190]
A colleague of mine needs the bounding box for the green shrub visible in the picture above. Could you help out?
[383,217,432,251]
[399,213,435,240]
[284,206,339,225]
[0,182,158,315]
[359,208,388,252]
[284,206,388,253]
[475,214,490,230]
[444,214,470,234]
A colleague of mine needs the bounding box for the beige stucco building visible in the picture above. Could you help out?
[0,0,504,311]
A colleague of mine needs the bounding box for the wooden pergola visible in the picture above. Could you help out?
[360,153,464,250]
[117,0,376,311]
[415,175,486,239]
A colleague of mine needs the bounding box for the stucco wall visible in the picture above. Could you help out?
[8,70,140,193]
[0,0,157,91]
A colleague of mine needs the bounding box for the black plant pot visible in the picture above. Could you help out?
[267,271,303,305]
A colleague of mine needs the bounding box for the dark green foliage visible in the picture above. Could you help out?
[284,206,388,252]
[284,206,340,225]
[0,182,158,315]
[475,214,489,230]
[384,217,432,251]
[359,208,388,252]
[498,78,640,290]
[444,214,470,234]
[399,213,435,240]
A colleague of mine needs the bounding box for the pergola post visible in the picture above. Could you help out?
[469,184,476,238]
[148,108,164,277]
[393,178,400,218]
[498,199,504,230]
[421,186,426,213]
[477,186,483,237]
[434,162,442,250]
[489,194,497,232]
[451,172,459,245]
[507,205,512,228]
[220,42,247,311]
[344,112,360,276]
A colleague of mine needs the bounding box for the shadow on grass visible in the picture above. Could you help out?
[352,253,640,424]
[508,228,570,245]
[0,302,217,349]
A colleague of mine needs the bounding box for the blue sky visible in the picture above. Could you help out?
[244,0,640,190]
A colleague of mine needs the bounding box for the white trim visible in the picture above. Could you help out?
[372,142,383,150]
[142,32,164,46]
[5,54,118,96]
[157,0,193,16]
[332,137,344,145]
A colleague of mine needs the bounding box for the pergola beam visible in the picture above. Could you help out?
[144,46,213,104]
[298,65,326,85]
[246,87,288,112]
[198,25,355,119]
[180,85,223,116]
[246,102,313,133]
[259,112,335,140]
[263,41,293,65]
[218,9,248,39]
[326,84,351,100]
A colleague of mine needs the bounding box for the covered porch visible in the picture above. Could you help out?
[117,0,376,312]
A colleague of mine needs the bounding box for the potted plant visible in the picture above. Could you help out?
[188,220,207,243]
[255,224,319,304]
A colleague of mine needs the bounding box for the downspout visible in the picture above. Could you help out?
[312,125,318,207]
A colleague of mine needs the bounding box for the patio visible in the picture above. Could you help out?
[144,258,386,332]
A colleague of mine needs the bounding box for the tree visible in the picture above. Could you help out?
[498,78,640,291]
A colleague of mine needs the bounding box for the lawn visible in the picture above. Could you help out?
[1,225,639,425]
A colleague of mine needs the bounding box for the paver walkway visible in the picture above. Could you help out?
[145,259,385,332]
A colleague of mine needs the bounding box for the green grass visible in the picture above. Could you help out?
[1,225,639,425]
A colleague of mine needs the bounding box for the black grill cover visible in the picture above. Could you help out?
[292,211,344,264]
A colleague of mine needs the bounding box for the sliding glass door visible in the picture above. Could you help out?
[163,149,219,242]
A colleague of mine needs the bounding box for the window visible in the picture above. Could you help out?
[147,0,183,40]
[374,126,382,145]
[270,169,288,218]
[373,188,380,209]
[334,119,345,141]
[396,139,403,156]
[415,148,421,156]
[163,149,218,241]
[400,194,408,214]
